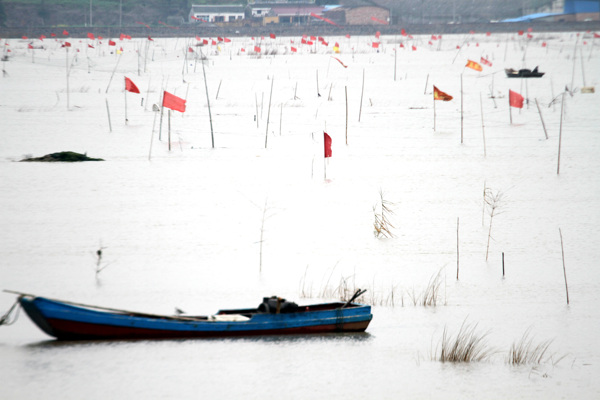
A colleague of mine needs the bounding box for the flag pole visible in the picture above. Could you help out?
[66,46,70,110]
[535,98,549,140]
[509,90,513,125]
[105,98,112,132]
[345,86,348,145]
[199,48,215,148]
[433,93,436,131]
[124,78,128,125]
[557,92,565,175]
[168,109,171,151]
[158,92,164,141]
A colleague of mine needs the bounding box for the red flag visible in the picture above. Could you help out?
[375,31,381,39]
[594,33,600,38]
[224,38,231,43]
[203,39,208,45]
[217,37,223,42]
[87,32,95,40]
[62,30,69,36]
[162,91,186,113]
[148,36,154,41]
[301,38,307,44]
[310,36,316,41]
[371,17,387,25]
[270,33,276,39]
[188,47,194,53]
[509,90,524,108]
[254,46,261,53]
[22,36,28,39]
[309,12,339,27]
[542,42,547,47]
[401,28,407,36]
[28,43,33,49]
[196,36,202,41]
[109,40,116,46]
[51,33,56,37]
[372,42,380,48]
[324,132,332,158]
[518,30,524,36]
[331,56,347,68]
[88,44,95,49]
[62,42,71,48]
[480,56,492,67]
[135,21,151,28]
[433,86,453,101]
[125,77,140,94]
[411,45,417,51]
[465,60,483,71]
[119,33,125,40]
[211,40,216,45]
[291,46,297,52]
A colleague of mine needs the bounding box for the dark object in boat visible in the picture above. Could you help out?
[9,291,372,340]
[505,66,545,78]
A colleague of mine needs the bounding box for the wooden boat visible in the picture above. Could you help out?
[12,291,372,340]
[505,67,545,78]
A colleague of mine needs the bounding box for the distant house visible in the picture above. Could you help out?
[324,4,390,25]
[247,2,325,24]
[188,5,246,23]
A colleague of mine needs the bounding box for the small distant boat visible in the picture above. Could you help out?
[505,66,545,78]
[9,291,372,340]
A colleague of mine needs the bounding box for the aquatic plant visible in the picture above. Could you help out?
[435,321,494,363]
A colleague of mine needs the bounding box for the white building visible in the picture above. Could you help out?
[188,5,246,23]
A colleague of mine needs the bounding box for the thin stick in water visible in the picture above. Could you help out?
[559,228,569,305]
[535,98,549,140]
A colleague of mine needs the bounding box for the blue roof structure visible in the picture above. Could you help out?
[502,12,562,22]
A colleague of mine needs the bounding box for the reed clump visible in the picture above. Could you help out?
[508,330,563,365]
[435,321,495,363]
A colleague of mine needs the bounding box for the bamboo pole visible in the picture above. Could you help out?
[265,76,274,148]
[424,73,429,94]
[168,110,171,151]
[559,228,569,305]
[316,69,320,97]
[460,73,464,143]
[394,49,397,81]
[124,87,128,125]
[480,92,486,157]
[509,90,513,125]
[359,69,365,122]
[535,98,549,140]
[279,102,283,136]
[557,92,565,174]
[345,86,348,145]
[255,93,259,128]
[433,95,436,131]
[105,53,121,94]
[200,49,214,148]
[66,47,70,109]
[105,98,112,132]
[456,217,460,280]
[216,79,222,100]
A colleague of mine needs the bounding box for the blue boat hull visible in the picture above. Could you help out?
[19,296,372,340]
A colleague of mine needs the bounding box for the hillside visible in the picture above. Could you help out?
[0,0,557,28]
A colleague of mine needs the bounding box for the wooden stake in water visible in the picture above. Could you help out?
[216,79,222,100]
[480,92,486,157]
[433,93,436,131]
[316,70,320,97]
[535,98,548,140]
[265,76,274,148]
[345,86,348,145]
[105,53,122,94]
[66,46,70,109]
[509,89,513,125]
[460,73,464,143]
[200,49,214,148]
[279,102,283,136]
[255,93,259,128]
[359,69,365,122]
[168,109,171,151]
[394,49,397,81]
[502,252,505,278]
[424,73,429,95]
[559,228,569,305]
[557,92,565,175]
[105,98,112,132]
[456,217,460,280]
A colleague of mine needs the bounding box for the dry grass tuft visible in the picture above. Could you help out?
[435,320,495,363]
[508,329,563,365]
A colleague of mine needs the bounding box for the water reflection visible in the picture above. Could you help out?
[23,331,372,350]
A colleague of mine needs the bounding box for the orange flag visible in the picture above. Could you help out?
[433,86,453,101]
[466,60,483,71]
[162,91,186,113]
[125,77,140,94]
